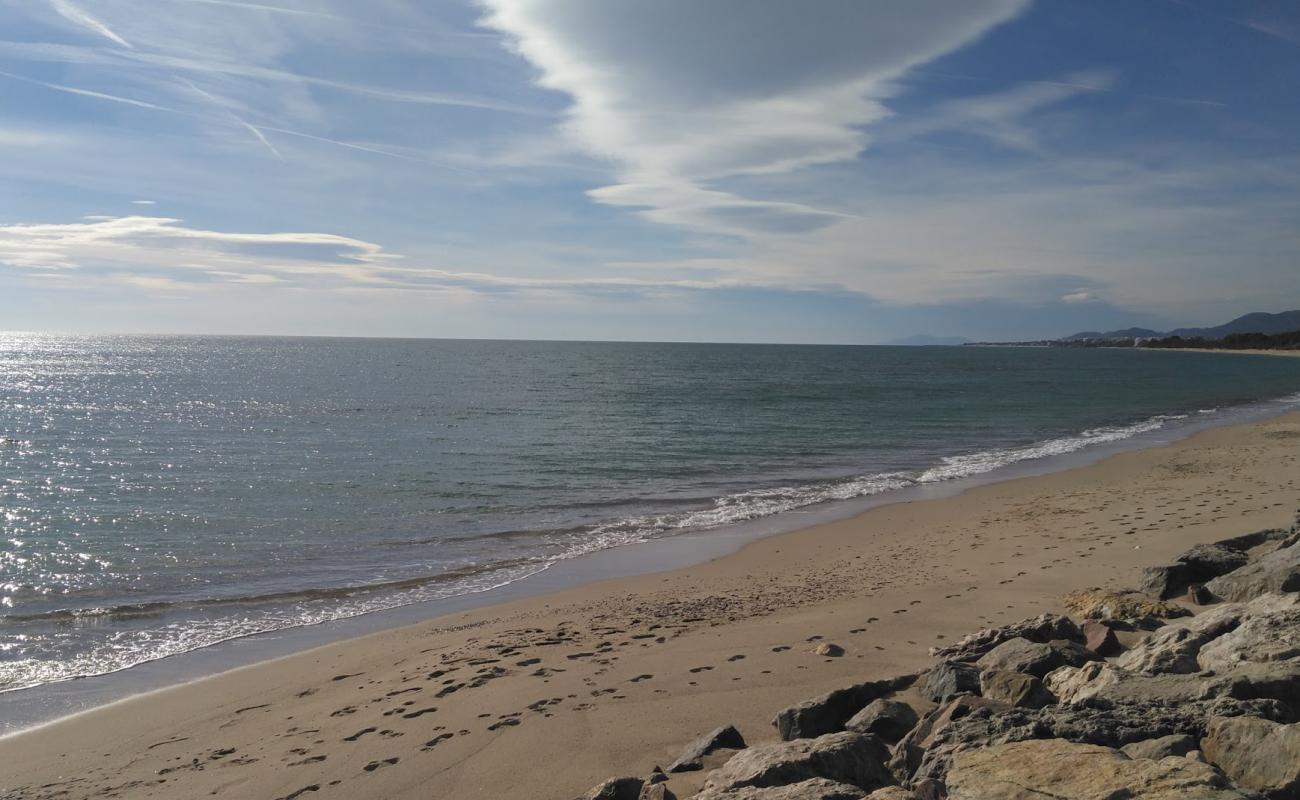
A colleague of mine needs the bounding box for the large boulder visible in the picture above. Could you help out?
[1063,588,1191,620]
[1207,541,1300,602]
[772,675,918,741]
[921,661,980,703]
[975,637,1097,678]
[1045,662,1219,705]
[978,670,1054,709]
[1202,715,1300,798]
[845,700,918,743]
[695,779,867,800]
[668,725,747,772]
[944,739,1259,799]
[1142,531,1288,599]
[928,614,1082,662]
[1197,609,1300,672]
[1082,620,1121,656]
[888,696,1009,782]
[1117,626,1211,674]
[701,732,893,796]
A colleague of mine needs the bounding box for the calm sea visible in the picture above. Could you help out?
[2,335,1299,692]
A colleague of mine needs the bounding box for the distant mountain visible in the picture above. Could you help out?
[1063,310,1300,342]
[885,334,970,346]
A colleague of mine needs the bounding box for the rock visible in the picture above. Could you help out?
[1207,541,1300,602]
[905,695,1290,786]
[639,784,676,800]
[1063,588,1191,620]
[1188,749,1208,762]
[1044,661,1244,705]
[928,614,1082,662]
[1142,534,1283,599]
[888,696,1009,782]
[668,725,748,772]
[1116,625,1209,674]
[1082,619,1121,656]
[865,788,914,800]
[1180,543,1252,583]
[696,778,868,800]
[1142,563,1192,600]
[975,637,1097,678]
[1202,715,1300,798]
[647,766,668,784]
[1121,734,1200,760]
[1197,608,1300,672]
[584,777,644,800]
[1189,584,1215,605]
[922,661,981,702]
[700,732,893,795]
[1214,660,1300,711]
[845,700,918,743]
[944,738,1259,799]
[908,779,943,800]
[813,643,845,657]
[978,670,1054,709]
[772,675,918,741]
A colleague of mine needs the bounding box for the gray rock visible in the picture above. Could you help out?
[1202,715,1300,798]
[584,777,644,800]
[1142,532,1287,599]
[975,637,1097,678]
[865,789,915,800]
[1207,541,1300,602]
[1189,583,1215,605]
[922,661,981,702]
[700,732,893,796]
[844,699,918,743]
[978,670,1054,709]
[1197,608,1300,672]
[1214,660,1300,712]
[1121,734,1200,760]
[668,725,747,772]
[905,695,1289,786]
[928,614,1082,662]
[638,784,676,800]
[772,675,918,741]
[1116,625,1210,674]
[887,696,1010,783]
[696,778,867,800]
[1180,543,1252,583]
[1142,563,1192,600]
[945,738,1259,799]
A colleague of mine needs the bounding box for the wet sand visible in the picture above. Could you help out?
[2,410,1299,800]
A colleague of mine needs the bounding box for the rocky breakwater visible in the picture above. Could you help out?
[578,513,1300,800]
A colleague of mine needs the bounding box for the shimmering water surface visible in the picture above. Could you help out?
[2,335,1299,692]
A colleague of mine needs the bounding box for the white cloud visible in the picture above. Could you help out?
[1061,290,1100,304]
[480,0,1029,234]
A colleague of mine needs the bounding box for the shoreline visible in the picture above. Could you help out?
[2,408,1299,798]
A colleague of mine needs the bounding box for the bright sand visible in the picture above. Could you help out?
[2,410,1299,800]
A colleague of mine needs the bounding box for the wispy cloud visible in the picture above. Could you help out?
[48,0,132,49]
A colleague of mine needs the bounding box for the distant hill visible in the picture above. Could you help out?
[885,334,969,346]
[1063,310,1300,342]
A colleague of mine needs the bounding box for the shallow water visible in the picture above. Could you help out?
[2,335,1298,691]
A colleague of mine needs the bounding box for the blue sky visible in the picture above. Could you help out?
[0,0,1297,342]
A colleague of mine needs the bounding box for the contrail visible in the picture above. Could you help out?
[48,0,133,49]
[180,78,283,160]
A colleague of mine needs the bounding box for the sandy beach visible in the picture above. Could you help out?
[2,409,1299,800]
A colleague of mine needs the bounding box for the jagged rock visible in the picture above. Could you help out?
[1083,619,1121,656]
[928,614,1082,662]
[1116,626,1209,674]
[865,788,914,800]
[1063,588,1191,620]
[944,739,1259,799]
[772,675,918,741]
[700,732,893,796]
[639,784,676,800]
[584,777,644,800]
[975,637,1097,678]
[905,696,1289,786]
[668,725,747,772]
[1202,715,1300,798]
[978,670,1053,709]
[1189,583,1215,605]
[1207,541,1300,602]
[1181,544,1252,583]
[1142,563,1193,600]
[1214,660,1300,711]
[888,696,1009,782]
[1142,532,1286,599]
[1121,734,1200,760]
[845,699,918,742]
[696,778,868,800]
[647,766,668,784]
[922,661,981,702]
[1197,608,1300,672]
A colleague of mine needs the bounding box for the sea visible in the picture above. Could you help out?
[3,334,1299,704]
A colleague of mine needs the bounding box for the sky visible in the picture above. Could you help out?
[0,0,1298,343]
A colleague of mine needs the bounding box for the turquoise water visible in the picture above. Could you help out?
[2,335,1299,692]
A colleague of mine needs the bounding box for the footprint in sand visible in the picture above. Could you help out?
[363,757,399,772]
[688,666,714,673]
[343,727,377,742]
